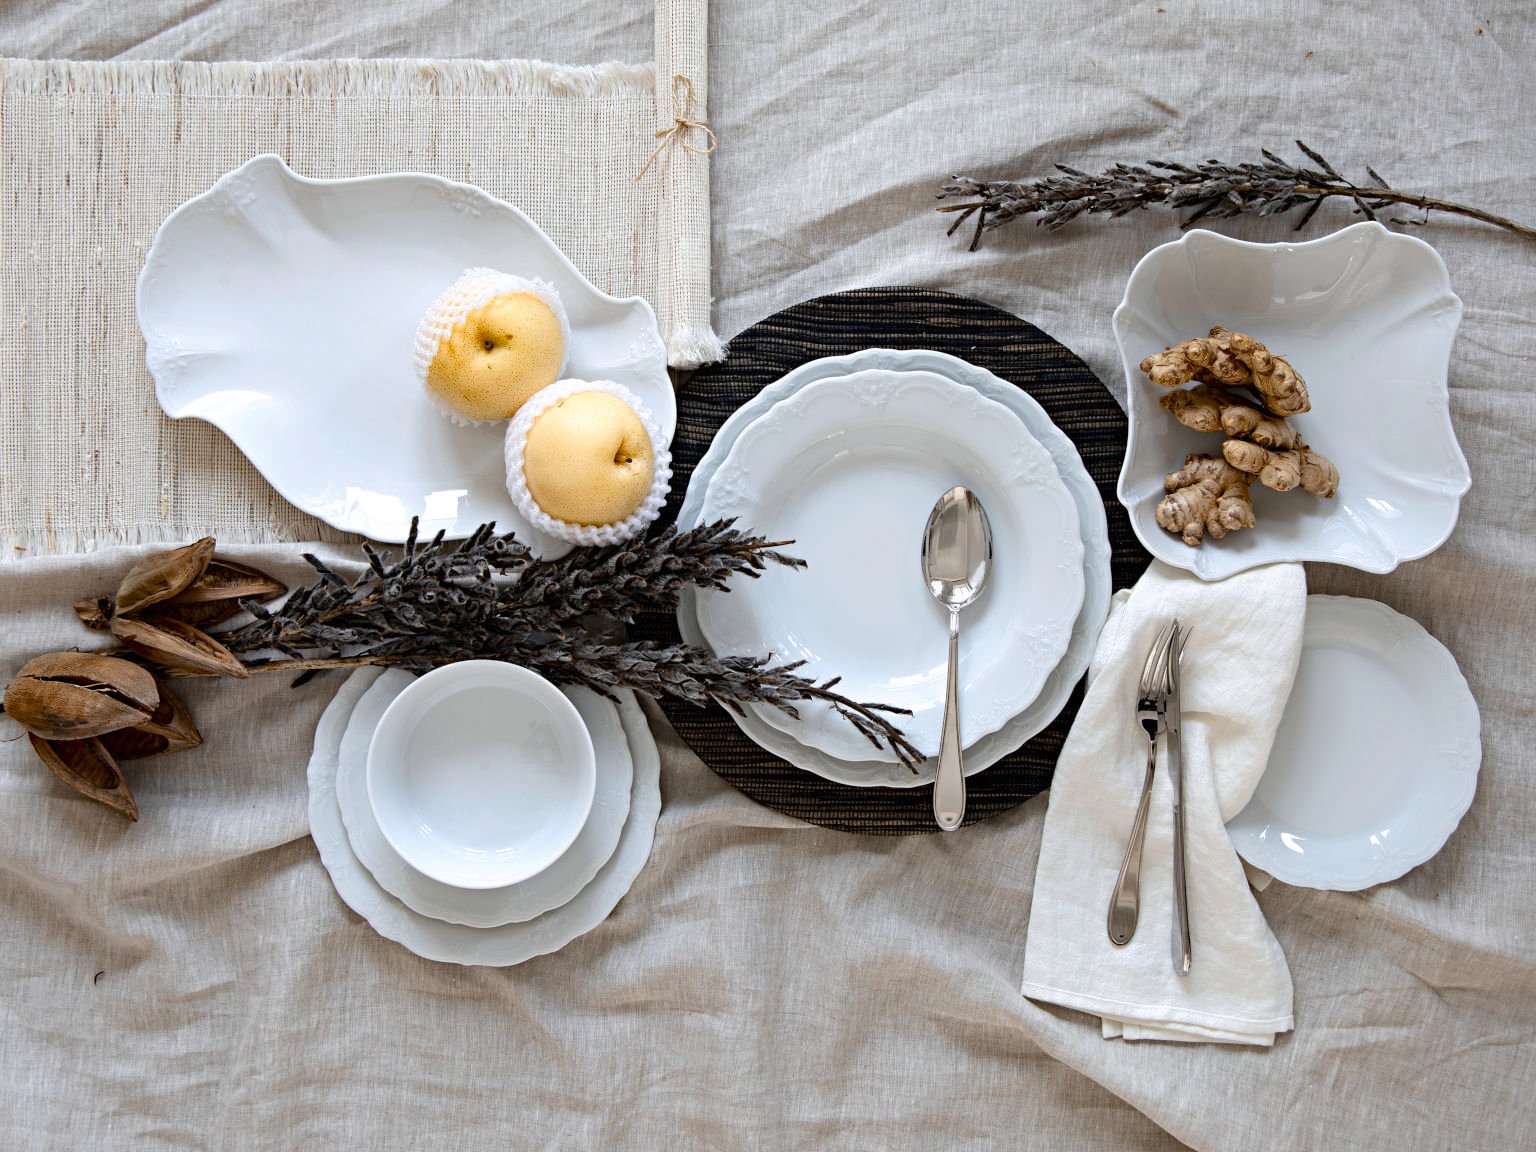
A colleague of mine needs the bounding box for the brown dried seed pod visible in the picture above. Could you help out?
[101,683,202,759]
[151,558,288,630]
[110,614,249,679]
[161,558,286,608]
[152,599,244,631]
[74,596,116,630]
[30,734,138,821]
[114,537,215,617]
[2,652,160,741]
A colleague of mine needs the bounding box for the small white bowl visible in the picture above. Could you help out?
[366,661,596,889]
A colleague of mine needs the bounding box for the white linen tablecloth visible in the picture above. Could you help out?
[4,2,1534,1148]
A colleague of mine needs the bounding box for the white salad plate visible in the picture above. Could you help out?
[695,368,1084,764]
[338,671,633,929]
[1114,222,1469,581]
[679,348,1111,787]
[1227,596,1481,891]
[308,668,661,966]
[138,154,674,550]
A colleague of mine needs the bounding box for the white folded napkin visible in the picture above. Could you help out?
[1020,559,1304,1045]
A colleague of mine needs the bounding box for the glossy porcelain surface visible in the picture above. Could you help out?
[1114,222,1469,580]
[138,154,673,549]
[366,661,596,889]
[678,348,1111,787]
[695,368,1084,763]
[309,669,661,967]
[1227,596,1481,890]
[340,670,631,928]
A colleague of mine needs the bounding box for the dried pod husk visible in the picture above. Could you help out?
[152,599,244,631]
[151,558,287,630]
[162,558,286,608]
[100,682,202,760]
[30,733,138,821]
[74,596,116,630]
[114,537,215,617]
[110,614,249,679]
[2,652,160,740]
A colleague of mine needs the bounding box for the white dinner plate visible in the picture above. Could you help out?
[677,348,1112,788]
[138,154,674,551]
[1114,222,1469,580]
[1227,596,1480,891]
[308,669,661,966]
[696,368,1084,764]
[338,671,632,929]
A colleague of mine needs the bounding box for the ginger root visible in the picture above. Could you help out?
[1140,327,1311,416]
[1222,441,1340,497]
[1160,384,1300,448]
[1141,334,1248,390]
[1218,328,1310,417]
[1157,454,1256,547]
[1159,381,1339,498]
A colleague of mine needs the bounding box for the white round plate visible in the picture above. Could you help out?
[338,670,632,928]
[1227,596,1480,891]
[138,154,674,551]
[697,368,1083,764]
[1114,222,1469,580]
[678,348,1112,788]
[308,669,661,966]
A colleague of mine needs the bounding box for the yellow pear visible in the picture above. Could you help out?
[425,292,564,422]
[523,392,655,526]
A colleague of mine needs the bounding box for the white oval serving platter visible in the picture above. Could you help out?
[139,154,673,548]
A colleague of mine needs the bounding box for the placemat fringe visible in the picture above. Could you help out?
[1,57,655,101]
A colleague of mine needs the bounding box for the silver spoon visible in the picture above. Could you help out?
[921,486,994,831]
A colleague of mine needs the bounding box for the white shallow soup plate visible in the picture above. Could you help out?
[137,154,674,551]
[367,661,596,890]
[1227,596,1481,891]
[1114,222,1469,581]
[695,368,1084,764]
[675,348,1113,788]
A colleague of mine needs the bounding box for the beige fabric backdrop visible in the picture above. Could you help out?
[4,2,1535,1150]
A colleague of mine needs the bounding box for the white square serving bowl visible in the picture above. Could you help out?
[1113,221,1470,581]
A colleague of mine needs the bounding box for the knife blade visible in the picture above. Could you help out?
[1167,621,1192,977]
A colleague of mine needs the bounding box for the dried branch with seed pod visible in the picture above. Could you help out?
[937,140,1536,250]
[2,520,925,819]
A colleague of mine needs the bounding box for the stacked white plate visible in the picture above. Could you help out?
[307,667,660,965]
[678,349,1114,788]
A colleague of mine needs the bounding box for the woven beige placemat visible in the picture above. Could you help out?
[0,45,715,556]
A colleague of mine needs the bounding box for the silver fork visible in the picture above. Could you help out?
[1107,621,1176,947]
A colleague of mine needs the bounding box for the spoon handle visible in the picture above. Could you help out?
[933,609,965,831]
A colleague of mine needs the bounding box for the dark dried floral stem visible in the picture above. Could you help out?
[191,519,923,769]
[937,140,1536,249]
[164,645,925,769]
[1285,186,1536,242]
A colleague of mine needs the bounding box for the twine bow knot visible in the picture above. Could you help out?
[636,74,717,181]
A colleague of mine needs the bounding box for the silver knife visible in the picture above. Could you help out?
[1166,622,1192,977]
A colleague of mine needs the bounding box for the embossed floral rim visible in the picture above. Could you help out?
[1227,596,1481,891]
[695,367,1085,762]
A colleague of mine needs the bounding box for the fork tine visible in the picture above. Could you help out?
[1140,621,1176,695]
[1164,621,1187,693]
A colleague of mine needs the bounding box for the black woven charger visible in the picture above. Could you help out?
[633,288,1151,834]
